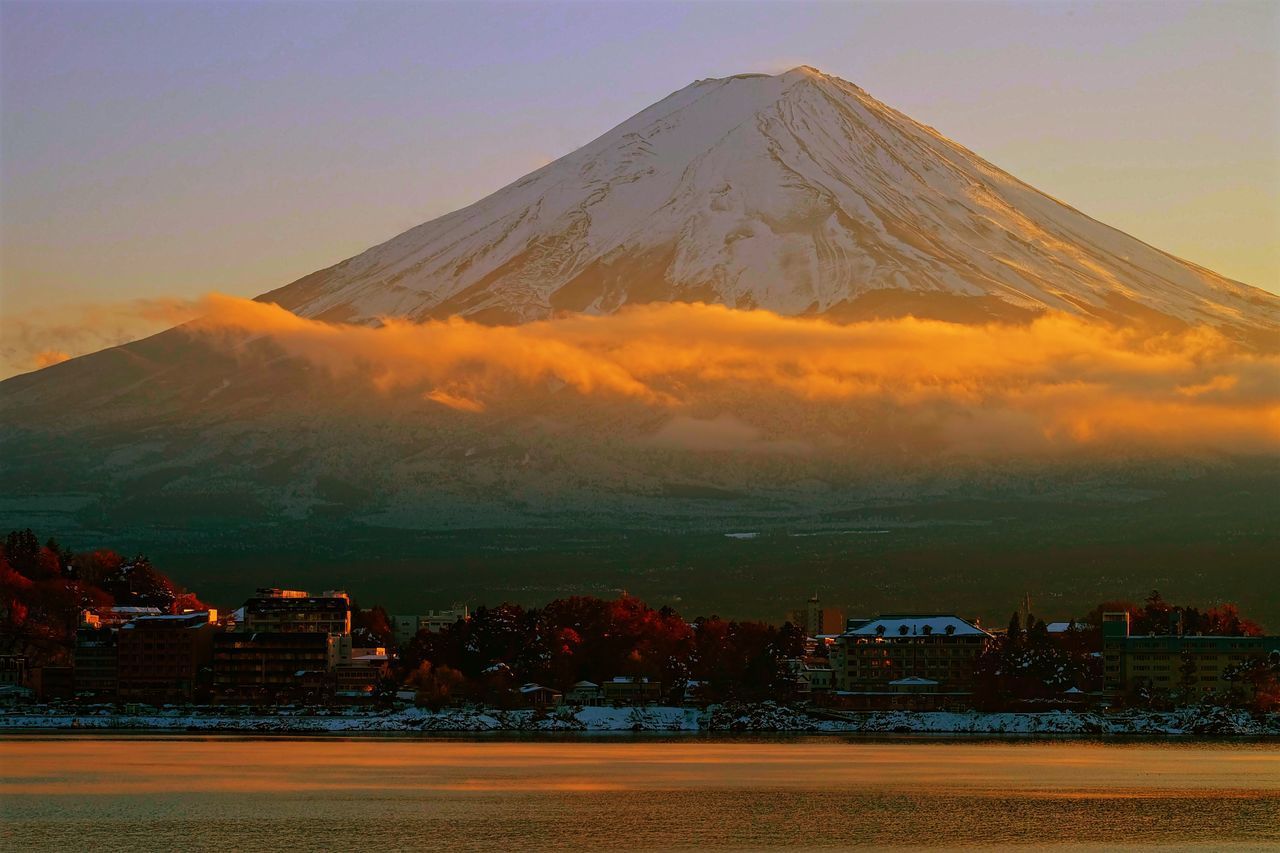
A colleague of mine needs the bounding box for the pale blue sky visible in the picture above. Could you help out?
[2,0,1277,322]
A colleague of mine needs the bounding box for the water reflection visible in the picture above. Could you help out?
[2,736,1276,850]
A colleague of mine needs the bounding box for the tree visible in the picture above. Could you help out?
[406,661,464,710]
[3,530,41,577]
[1006,612,1022,645]
[1086,597,1263,639]
[1178,649,1199,702]
[1201,604,1264,638]
[352,603,395,648]
[0,529,204,666]
[1222,655,1280,712]
[1144,590,1173,634]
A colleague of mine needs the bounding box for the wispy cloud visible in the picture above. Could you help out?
[1,297,201,378]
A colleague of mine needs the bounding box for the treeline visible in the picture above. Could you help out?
[398,596,806,707]
[1085,590,1264,638]
[972,614,1099,707]
[0,529,206,666]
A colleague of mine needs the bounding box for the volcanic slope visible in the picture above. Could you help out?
[261,66,1278,336]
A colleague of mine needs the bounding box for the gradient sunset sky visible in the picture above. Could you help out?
[2,0,1277,328]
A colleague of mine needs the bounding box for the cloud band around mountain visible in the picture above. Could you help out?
[180,294,1280,456]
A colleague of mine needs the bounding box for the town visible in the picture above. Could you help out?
[1,529,1277,719]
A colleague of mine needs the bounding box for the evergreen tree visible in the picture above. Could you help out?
[1006,612,1021,645]
[3,529,41,576]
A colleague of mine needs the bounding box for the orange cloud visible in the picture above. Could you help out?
[32,349,71,369]
[183,295,1280,456]
[1,297,201,378]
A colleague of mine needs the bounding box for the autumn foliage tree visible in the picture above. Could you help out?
[0,529,207,666]
[398,595,805,705]
[351,602,395,648]
[1084,591,1264,638]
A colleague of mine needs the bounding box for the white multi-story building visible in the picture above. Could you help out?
[391,605,470,644]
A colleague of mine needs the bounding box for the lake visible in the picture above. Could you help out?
[1,735,1277,850]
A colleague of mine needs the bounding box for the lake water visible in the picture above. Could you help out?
[1,735,1277,851]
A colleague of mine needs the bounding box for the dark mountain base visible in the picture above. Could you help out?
[4,464,1275,626]
[4,328,1276,625]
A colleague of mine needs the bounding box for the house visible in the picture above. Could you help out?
[601,676,662,705]
[335,647,390,697]
[565,680,604,705]
[681,679,711,706]
[1,655,34,703]
[0,655,28,690]
[782,658,834,695]
[519,683,563,707]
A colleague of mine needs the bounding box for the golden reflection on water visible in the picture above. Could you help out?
[1,737,1277,850]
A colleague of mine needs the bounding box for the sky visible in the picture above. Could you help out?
[1,0,1277,355]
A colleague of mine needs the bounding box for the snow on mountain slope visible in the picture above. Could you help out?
[261,66,1278,334]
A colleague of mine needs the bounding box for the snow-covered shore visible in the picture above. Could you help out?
[2,703,1276,736]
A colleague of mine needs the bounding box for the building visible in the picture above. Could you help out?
[565,680,604,706]
[212,632,337,702]
[32,666,75,701]
[390,606,470,645]
[601,676,662,705]
[80,606,163,629]
[830,614,992,695]
[0,655,28,689]
[242,589,351,636]
[783,658,834,695]
[519,683,563,707]
[334,647,390,698]
[74,627,119,697]
[1101,611,1280,700]
[0,656,31,704]
[117,612,216,702]
[789,594,845,638]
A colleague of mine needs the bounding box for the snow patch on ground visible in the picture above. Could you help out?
[2,704,1275,735]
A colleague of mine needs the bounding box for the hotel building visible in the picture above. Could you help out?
[1101,611,1280,699]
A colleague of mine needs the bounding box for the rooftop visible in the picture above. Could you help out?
[844,615,990,639]
[121,612,213,629]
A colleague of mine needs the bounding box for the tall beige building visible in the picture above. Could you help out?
[789,594,845,638]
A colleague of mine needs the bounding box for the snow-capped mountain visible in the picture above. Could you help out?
[262,65,1277,334]
[3,66,1279,617]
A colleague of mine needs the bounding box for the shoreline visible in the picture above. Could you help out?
[3,703,1276,736]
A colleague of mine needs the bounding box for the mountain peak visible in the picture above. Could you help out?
[260,70,1278,337]
[780,64,826,78]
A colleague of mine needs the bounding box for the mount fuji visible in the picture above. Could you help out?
[263,66,1276,337]
[2,67,1277,618]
